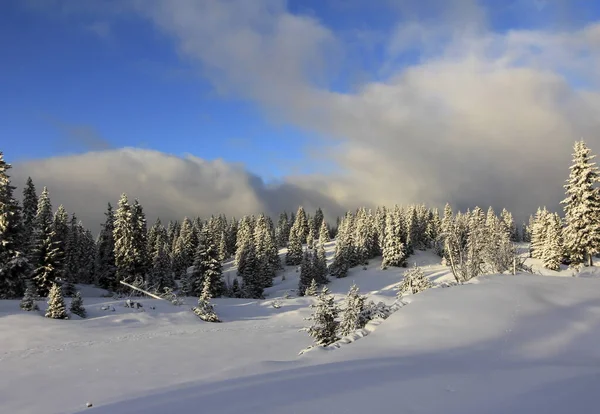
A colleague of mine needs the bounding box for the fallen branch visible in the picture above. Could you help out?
[119,280,166,301]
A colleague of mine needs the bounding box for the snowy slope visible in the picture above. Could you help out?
[2,246,600,413]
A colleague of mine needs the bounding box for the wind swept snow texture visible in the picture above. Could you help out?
[1,246,600,413]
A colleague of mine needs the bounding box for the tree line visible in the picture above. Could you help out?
[1,139,599,304]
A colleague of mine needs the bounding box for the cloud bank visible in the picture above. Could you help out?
[13,0,600,228]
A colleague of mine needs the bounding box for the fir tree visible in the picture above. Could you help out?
[561,140,600,266]
[226,218,238,258]
[96,204,117,290]
[329,213,354,278]
[131,199,149,281]
[235,215,255,275]
[275,212,290,247]
[172,217,195,280]
[150,240,173,293]
[240,243,263,299]
[253,214,278,288]
[313,239,329,285]
[530,207,550,259]
[45,283,68,319]
[339,284,367,336]
[318,220,330,245]
[63,213,80,295]
[192,276,221,322]
[441,203,454,263]
[292,206,309,244]
[285,226,303,266]
[542,213,564,271]
[381,210,406,269]
[305,278,318,296]
[313,208,324,234]
[21,177,38,256]
[113,194,135,290]
[398,266,433,295]
[306,226,315,250]
[353,207,377,264]
[147,217,163,260]
[218,231,228,262]
[69,291,86,318]
[20,282,39,311]
[0,152,28,298]
[229,278,242,298]
[78,228,96,284]
[304,286,339,346]
[298,249,314,296]
[190,228,224,297]
[31,187,62,297]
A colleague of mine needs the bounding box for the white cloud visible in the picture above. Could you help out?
[14,0,600,224]
[10,149,343,232]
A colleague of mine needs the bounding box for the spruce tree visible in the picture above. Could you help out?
[96,203,117,290]
[78,228,96,284]
[305,278,318,296]
[561,140,600,266]
[172,217,195,280]
[218,231,228,262]
[542,213,564,271]
[69,291,86,318]
[50,206,69,294]
[306,226,315,250]
[304,286,339,346]
[339,284,367,336]
[275,212,290,247]
[31,187,62,297]
[240,243,263,299]
[530,207,550,259]
[63,213,80,295]
[318,220,330,245]
[20,282,39,311]
[230,278,242,298]
[298,249,314,296]
[374,206,387,256]
[190,228,224,297]
[113,193,135,290]
[313,208,324,233]
[45,283,68,319]
[313,239,329,285]
[292,206,309,244]
[0,152,29,298]
[235,215,255,275]
[192,276,221,322]
[398,266,433,295]
[147,217,163,260]
[285,226,303,266]
[441,203,454,263]
[381,211,406,269]
[21,177,38,256]
[131,199,149,281]
[150,239,173,293]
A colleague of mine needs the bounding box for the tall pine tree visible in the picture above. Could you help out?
[561,140,600,266]
[0,152,29,298]
[31,187,62,296]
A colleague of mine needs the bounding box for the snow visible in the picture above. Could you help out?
[2,244,600,413]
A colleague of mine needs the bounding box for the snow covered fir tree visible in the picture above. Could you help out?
[561,140,600,267]
[45,283,68,319]
[2,139,600,317]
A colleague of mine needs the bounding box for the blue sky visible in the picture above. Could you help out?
[2,0,600,182]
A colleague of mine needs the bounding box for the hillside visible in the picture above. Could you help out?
[2,244,600,413]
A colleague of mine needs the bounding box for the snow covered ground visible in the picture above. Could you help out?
[2,245,600,413]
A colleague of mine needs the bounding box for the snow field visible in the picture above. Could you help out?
[2,244,600,413]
